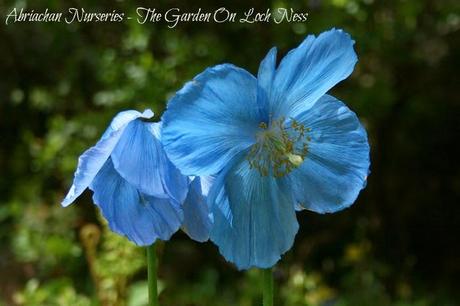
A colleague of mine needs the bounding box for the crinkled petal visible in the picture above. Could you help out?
[90,159,183,246]
[111,121,188,202]
[287,94,370,213]
[151,122,191,204]
[181,176,214,242]
[257,47,277,122]
[209,156,299,270]
[162,64,260,176]
[271,29,357,119]
[61,109,153,207]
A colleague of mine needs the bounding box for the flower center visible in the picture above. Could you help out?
[247,117,311,177]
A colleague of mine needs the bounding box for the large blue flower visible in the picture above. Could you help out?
[162,29,370,269]
[62,109,211,245]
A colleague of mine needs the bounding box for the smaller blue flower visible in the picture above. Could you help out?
[62,109,211,245]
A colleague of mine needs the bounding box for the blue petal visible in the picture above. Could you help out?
[151,123,191,204]
[62,109,153,207]
[181,176,214,242]
[162,64,260,176]
[287,94,370,213]
[257,47,277,122]
[209,156,299,270]
[111,121,188,202]
[90,159,183,246]
[258,47,277,92]
[271,29,358,119]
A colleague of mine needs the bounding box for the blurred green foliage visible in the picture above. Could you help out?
[1,0,459,305]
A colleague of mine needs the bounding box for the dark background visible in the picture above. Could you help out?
[0,0,459,305]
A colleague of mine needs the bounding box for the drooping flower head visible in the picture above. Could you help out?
[162,29,370,269]
[62,109,211,245]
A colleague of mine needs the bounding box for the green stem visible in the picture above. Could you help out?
[262,268,274,306]
[147,243,159,306]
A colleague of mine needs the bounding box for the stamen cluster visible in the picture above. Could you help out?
[247,117,311,177]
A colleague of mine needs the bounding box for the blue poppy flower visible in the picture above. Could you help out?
[62,109,211,245]
[161,29,370,269]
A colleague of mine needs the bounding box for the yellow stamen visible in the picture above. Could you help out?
[247,117,311,177]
